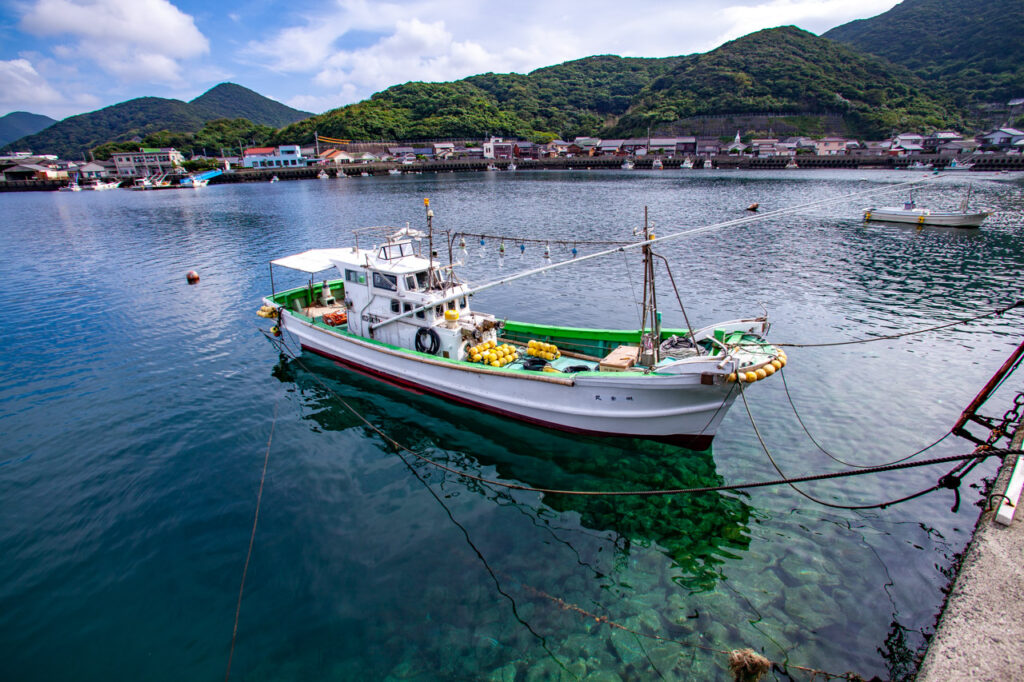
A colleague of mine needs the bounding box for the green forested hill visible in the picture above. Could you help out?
[0,111,57,147]
[276,29,964,144]
[273,55,678,144]
[823,0,1024,104]
[5,97,209,159]
[190,83,310,128]
[2,83,309,158]
[612,26,964,138]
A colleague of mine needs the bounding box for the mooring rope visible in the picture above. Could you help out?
[514,578,868,681]
[225,398,278,682]
[261,331,1020,506]
[748,299,1024,349]
[779,367,953,469]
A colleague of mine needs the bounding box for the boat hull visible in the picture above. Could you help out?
[282,314,740,449]
[863,208,990,228]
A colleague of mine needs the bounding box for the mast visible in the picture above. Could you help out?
[425,198,435,288]
[640,207,660,366]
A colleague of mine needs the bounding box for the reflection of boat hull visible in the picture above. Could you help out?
[863,207,991,228]
[278,316,767,449]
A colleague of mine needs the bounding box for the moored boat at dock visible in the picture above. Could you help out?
[261,204,783,448]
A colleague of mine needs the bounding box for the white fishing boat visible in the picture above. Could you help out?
[681,157,694,169]
[57,181,82,192]
[388,168,402,176]
[621,160,635,170]
[942,158,974,172]
[785,158,799,169]
[318,169,330,179]
[651,159,664,170]
[863,197,991,228]
[86,179,121,190]
[507,162,517,171]
[270,175,280,183]
[260,203,784,448]
[485,164,498,171]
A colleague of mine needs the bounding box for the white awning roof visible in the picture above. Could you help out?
[271,248,351,273]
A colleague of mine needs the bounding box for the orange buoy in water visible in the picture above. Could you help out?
[186,270,199,284]
[747,202,759,212]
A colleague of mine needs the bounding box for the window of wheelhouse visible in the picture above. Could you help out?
[390,299,400,313]
[405,275,417,291]
[415,271,428,289]
[345,269,366,285]
[377,242,414,260]
[372,272,398,291]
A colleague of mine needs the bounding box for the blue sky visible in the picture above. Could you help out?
[0,0,901,121]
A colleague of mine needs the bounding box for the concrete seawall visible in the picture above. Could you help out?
[917,425,1024,681]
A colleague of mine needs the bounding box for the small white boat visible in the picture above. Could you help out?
[270,175,279,183]
[318,170,329,179]
[785,158,799,169]
[621,160,635,170]
[942,159,974,172]
[260,205,783,448]
[651,159,663,170]
[681,158,694,169]
[507,162,517,171]
[485,164,498,171]
[58,182,81,192]
[863,199,991,228]
[86,180,121,190]
[388,168,402,176]
[907,161,933,170]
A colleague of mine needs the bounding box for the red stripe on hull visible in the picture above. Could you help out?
[302,344,714,450]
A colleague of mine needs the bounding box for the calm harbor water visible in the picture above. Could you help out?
[1,169,1023,681]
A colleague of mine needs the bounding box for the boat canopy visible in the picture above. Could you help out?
[271,248,352,273]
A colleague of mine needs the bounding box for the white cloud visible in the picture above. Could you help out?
[0,59,64,107]
[247,0,902,110]
[19,0,209,83]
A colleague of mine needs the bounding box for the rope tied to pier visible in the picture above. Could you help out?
[225,398,278,682]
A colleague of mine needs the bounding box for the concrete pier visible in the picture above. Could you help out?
[917,425,1024,681]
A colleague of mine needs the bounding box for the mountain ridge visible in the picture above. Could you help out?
[0,111,57,148]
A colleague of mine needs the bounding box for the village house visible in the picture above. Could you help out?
[482,137,514,159]
[648,138,678,156]
[815,137,849,155]
[111,147,185,177]
[695,138,721,157]
[978,128,1024,151]
[751,138,780,156]
[674,137,697,156]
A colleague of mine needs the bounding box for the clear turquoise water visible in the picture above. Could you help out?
[1,169,1023,680]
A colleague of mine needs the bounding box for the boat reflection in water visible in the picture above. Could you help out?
[273,352,753,593]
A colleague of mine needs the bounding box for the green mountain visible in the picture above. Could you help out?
[276,27,964,144]
[613,26,965,138]
[0,111,57,147]
[3,83,310,159]
[190,82,310,128]
[823,0,1024,104]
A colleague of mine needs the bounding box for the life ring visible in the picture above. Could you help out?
[415,327,441,355]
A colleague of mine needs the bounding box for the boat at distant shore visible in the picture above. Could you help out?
[621,159,635,170]
[57,181,81,192]
[86,179,121,191]
[863,198,991,228]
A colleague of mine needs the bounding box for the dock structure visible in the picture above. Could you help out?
[917,424,1024,681]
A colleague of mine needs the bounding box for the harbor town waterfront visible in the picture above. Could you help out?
[2,169,1023,680]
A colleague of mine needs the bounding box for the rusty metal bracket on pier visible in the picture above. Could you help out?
[952,337,1024,446]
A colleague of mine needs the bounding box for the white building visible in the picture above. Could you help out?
[242,145,311,169]
[111,148,185,178]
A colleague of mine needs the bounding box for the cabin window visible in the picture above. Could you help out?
[434,305,443,317]
[416,271,429,289]
[403,303,413,312]
[377,242,414,261]
[447,300,455,310]
[373,272,398,291]
[390,300,400,313]
[405,275,417,291]
[345,269,366,285]
[416,309,425,319]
